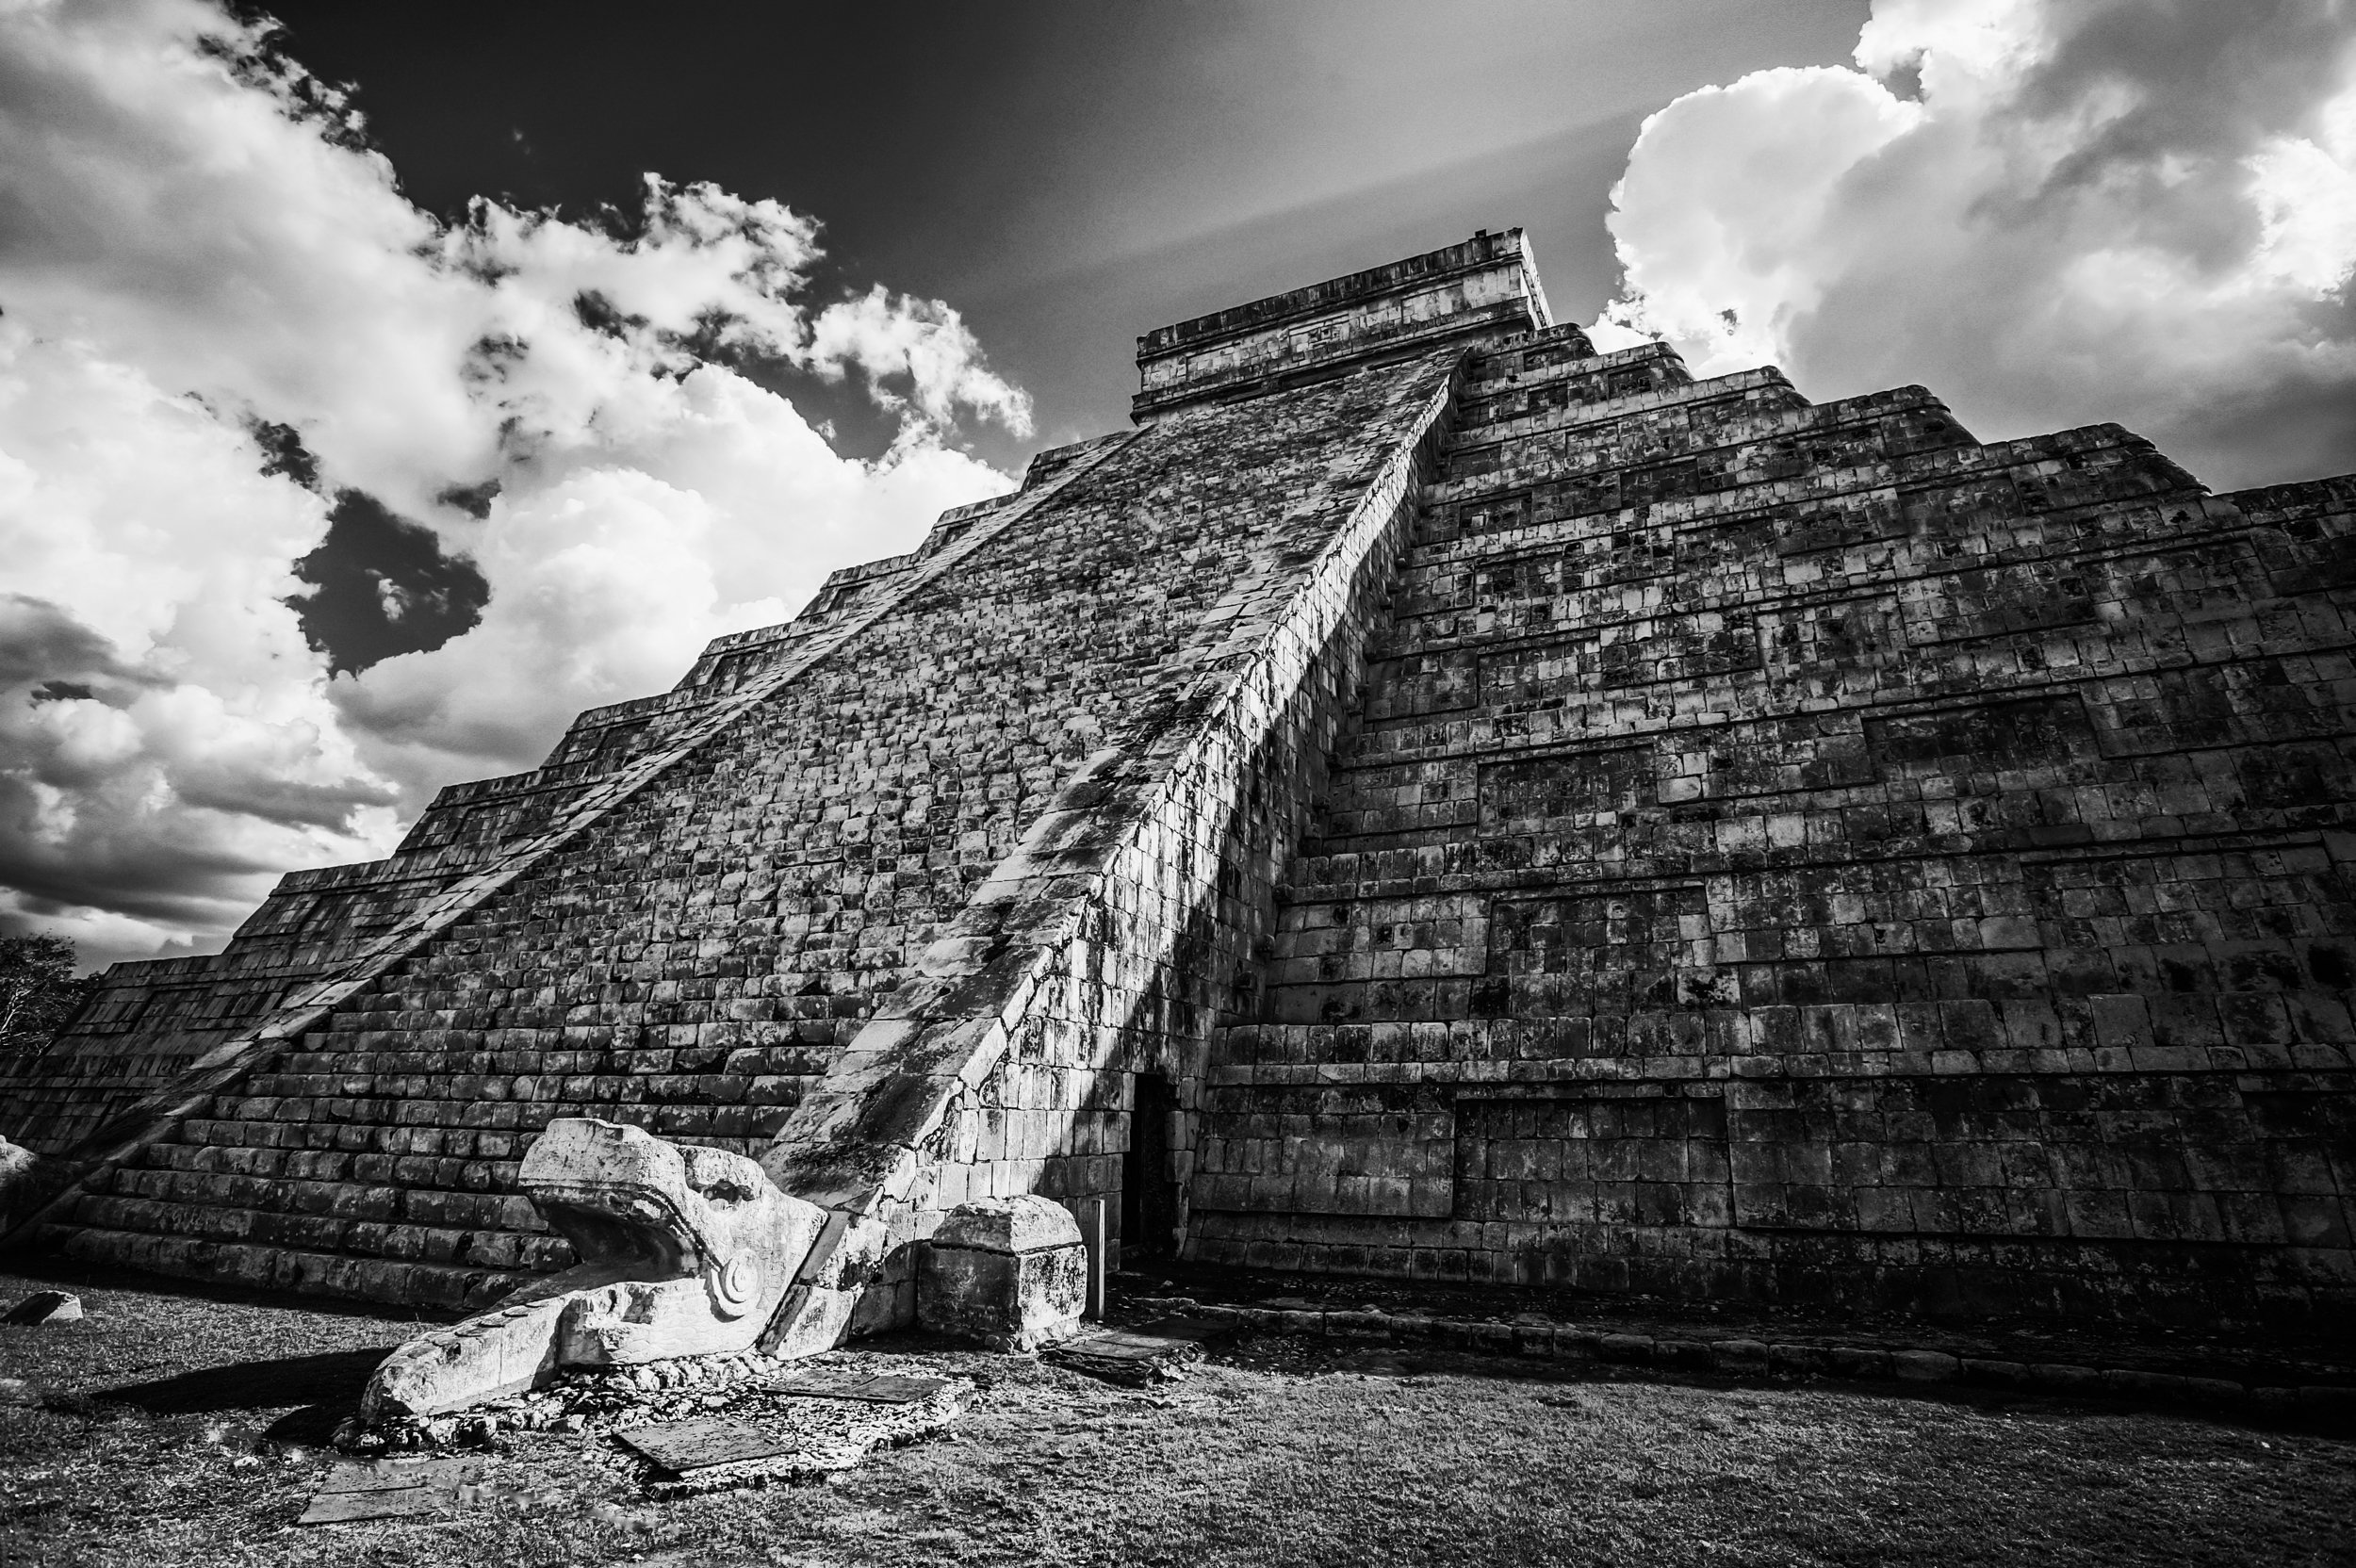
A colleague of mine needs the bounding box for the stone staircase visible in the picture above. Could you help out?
[25,346,1481,1314]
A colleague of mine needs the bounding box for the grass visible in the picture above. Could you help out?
[1,1264,2351,1567]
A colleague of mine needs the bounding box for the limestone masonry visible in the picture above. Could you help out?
[5,230,2352,1335]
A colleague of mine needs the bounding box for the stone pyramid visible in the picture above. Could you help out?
[4,230,2349,1332]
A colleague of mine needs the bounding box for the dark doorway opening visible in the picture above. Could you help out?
[1121,1071,1179,1266]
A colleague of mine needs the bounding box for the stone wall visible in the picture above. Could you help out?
[1190,331,2356,1329]
[1134,229,1549,420]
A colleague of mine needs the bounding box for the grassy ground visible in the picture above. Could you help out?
[2,1265,2351,1567]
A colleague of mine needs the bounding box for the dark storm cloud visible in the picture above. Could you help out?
[2025,0,2352,168]
[0,592,388,945]
[288,490,491,676]
[0,595,136,693]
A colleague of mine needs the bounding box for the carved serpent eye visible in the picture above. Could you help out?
[709,1254,761,1317]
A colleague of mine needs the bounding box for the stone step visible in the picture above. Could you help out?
[1432,399,1972,533]
[1452,343,1695,427]
[1284,694,2356,892]
[1341,572,2319,776]
[1402,426,2192,589]
[1458,332,1644,391]
[184,1095,784,1148]
[255,1044,835,1084]
[229,1067,814,1117]
[107,1155,538,1233]
[1437,370,1811,482]
[1391,442,2208,625]
[1358,532,2270,724]
[1426,384,1960,506]
[45,1222,517,1312]
[35,1003,811,1299]
[1448,372,1781,450]
[60,1185,560,1276]
[142,1137,520,1184]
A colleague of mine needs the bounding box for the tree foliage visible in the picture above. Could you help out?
[0,934,96,1054]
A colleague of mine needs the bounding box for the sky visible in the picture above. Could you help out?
[2,0,2353,970]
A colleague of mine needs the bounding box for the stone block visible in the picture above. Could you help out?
[1768,1343,1833,1377]
[1891,1349,1959,1382]
[1959,1357,2032,1389]
[1828,1346,1893,1380]
[2031,1363,2105,1396]
[917,1196,1087,1351]
[1597,1332,1656,1364]
[1714,1337,1770,1373]
[3,1291,81,1325]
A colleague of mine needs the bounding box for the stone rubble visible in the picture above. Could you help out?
[331,1349,975,1498]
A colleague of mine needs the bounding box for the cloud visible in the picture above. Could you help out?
[0,0,1029,966]
[1591,0,2356,490]
[0,325,389,947]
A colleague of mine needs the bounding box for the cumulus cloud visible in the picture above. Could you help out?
[1591,0,2356,490]
[0,326,389,951]
[0,0,1028,966]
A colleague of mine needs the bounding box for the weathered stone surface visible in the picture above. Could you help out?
[918,1197,1087,1350]
[1044,1317,1220,1384]
[614,1416,795,1474]
[1184,310,2356,1329]
[294,1456,519,1526]
[3,1290,80,1325]
[775,1370,953,1403]
[361,1118,826,1419]
[297,1485,453,1527]
[931,1195,1088,1257]
[524,1119,826,1364]
[3,224,2351,1340]
[361,1293,569,1422]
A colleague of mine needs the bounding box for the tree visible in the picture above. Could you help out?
[0,934,96,1054]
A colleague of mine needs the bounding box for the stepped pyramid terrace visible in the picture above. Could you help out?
[5,228,2352,1358]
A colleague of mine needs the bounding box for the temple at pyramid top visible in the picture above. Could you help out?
[1133,228,1552,418]
[4,225,2351,1349]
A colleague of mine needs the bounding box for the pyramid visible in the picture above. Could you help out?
[5,230,2350,1331]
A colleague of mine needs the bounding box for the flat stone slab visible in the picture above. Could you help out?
[614,1417,797,1474]
[298,1457,497,1526]
[619,1380,973,1497]
[1058,1331,1196,1364]
[1045,1317,1224,1385]
[776,1370,955,1404]
[318,1457,489,1494]
[299,1488,451,1526]
[1136,1315,1227,1344]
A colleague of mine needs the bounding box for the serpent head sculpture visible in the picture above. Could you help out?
[361,1119,826,1421]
